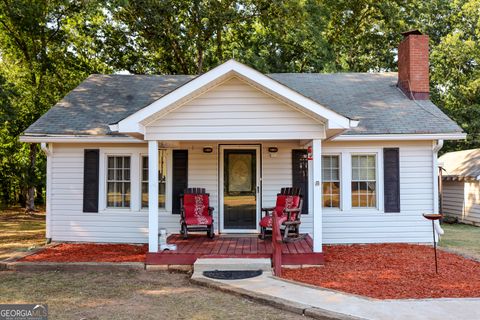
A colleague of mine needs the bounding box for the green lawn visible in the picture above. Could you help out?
[0,270,303,320]
[0,207,46,260]
[439,223,480,260]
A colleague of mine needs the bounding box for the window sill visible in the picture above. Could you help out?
[322,207,342,212]
[99,208,136,214]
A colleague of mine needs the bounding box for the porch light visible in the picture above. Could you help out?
[203,147,213,153]
[268,147,278,158]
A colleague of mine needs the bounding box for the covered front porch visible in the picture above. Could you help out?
[146,234,324,266]
[108,60,358,265]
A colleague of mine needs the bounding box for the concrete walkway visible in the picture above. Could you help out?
[191,271,480,320]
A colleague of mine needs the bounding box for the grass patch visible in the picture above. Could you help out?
[0,270,302,320]
[0,207,46,260]
[439,223,480,260]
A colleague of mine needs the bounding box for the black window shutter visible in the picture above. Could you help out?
[383,148,400,213]
[172,150,188,214]
[83,149,99,213]
[292,149,309,214]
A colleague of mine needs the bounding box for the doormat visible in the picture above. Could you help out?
[203,270,263,280]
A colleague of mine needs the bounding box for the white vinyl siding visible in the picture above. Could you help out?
[321,140,434,244]
[144,77,325,141]
[49,140,435,244]
[443,180,480,225]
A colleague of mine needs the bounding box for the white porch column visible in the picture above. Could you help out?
[148,140,159,252]
[312,139,323,252]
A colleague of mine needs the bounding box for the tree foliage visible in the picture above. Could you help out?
[0,0,478,206]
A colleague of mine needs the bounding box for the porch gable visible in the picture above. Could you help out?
[144,77,326,140]
[110,60,356,137]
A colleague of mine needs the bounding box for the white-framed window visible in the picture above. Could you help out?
[322,155,340,208]
[141,149,167,209]
[351,154,377,208]
[106,156,131,208]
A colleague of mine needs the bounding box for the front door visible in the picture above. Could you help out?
[220,146,260,232]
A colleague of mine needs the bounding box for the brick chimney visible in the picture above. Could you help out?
[397,30,430,100]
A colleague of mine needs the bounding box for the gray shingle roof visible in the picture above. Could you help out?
[439,149,480,180]
[24,72,462,136]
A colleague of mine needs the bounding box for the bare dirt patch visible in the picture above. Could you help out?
[0,207,45,260]
[282,243,480,299]
[19,243,147,262]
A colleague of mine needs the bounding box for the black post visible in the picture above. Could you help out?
[432,220,438,274]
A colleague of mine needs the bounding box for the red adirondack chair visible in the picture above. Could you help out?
[180,188,215,239]
[259,187,303,240]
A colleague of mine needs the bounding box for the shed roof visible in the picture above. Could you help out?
[439,149,480,181]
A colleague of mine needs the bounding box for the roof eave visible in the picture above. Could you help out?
[19,134,144,143]
[333,132,466,141]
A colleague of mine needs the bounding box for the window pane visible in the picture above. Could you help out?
[359,156,367,167]
[323,195,332,207]
[367,155,375,167]
[116,157,123,169]
[331,194,340,208]
[106,156,131,208]
[351,155,376,208]
[352,189,359,207]
[142,151,167,209]
[352,168,359,181]
[323,156,331,167]
[331,169,339,181]
[141,182,148,208]
[116,169,123,181]
[323,168,331,181]
[352,156,359,167]
[367,182,376,194]
[322,182,332,194]
[331,156,339,168]
[124,182,131,207]
[322,155,340,208]
[332,182,340,194]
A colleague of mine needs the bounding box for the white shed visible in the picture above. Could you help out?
[440,149,480,225]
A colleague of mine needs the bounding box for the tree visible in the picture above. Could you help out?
[0,0,110,209]
[429,0,480,152]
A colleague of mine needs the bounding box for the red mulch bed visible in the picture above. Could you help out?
[282,244,480,299]
[19,243,147,262]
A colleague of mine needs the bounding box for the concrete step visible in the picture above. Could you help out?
[193,258,271,273]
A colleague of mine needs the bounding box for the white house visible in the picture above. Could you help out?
[20,31,465,256]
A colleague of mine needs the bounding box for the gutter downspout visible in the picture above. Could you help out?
[40,143,52,244]
[432,140,444,238]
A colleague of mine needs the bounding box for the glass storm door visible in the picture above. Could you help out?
[222,148,259,231]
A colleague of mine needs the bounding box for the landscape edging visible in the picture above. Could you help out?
[2,261,145,272]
